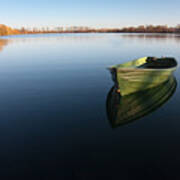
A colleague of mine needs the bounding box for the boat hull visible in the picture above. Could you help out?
[109,57,177,96]
[116,68,176,96]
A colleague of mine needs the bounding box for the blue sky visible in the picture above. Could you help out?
[0,0,180,28]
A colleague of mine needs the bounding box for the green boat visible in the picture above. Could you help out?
[106,76,177,128]
[108,57,177,96]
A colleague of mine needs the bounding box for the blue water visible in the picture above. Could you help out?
[0,33,180,179]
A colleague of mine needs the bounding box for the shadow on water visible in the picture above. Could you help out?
[106,76,177,128]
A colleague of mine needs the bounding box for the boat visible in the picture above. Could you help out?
[106,76,177,128]
[108,57,177,96]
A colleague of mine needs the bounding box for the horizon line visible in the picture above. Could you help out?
[1,24,180,30]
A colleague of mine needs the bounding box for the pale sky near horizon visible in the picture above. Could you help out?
[0,0,179,28]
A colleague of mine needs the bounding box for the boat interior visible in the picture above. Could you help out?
[139,57,177,69]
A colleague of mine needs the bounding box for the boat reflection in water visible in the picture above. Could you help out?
[106,76,177,128]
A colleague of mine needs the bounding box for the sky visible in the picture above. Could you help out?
[0,0,180,28]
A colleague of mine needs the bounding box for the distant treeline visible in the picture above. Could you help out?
[0,24,20,36]
[1,24,180,36]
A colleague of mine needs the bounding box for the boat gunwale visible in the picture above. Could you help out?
[108,56,178,72]
[115,66,177,72]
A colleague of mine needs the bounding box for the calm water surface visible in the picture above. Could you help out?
[0,33,180,179]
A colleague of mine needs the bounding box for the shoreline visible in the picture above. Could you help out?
[1,24,180,37]
[1,31,180,38]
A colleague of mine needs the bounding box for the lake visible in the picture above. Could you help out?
[0,33,180,180]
